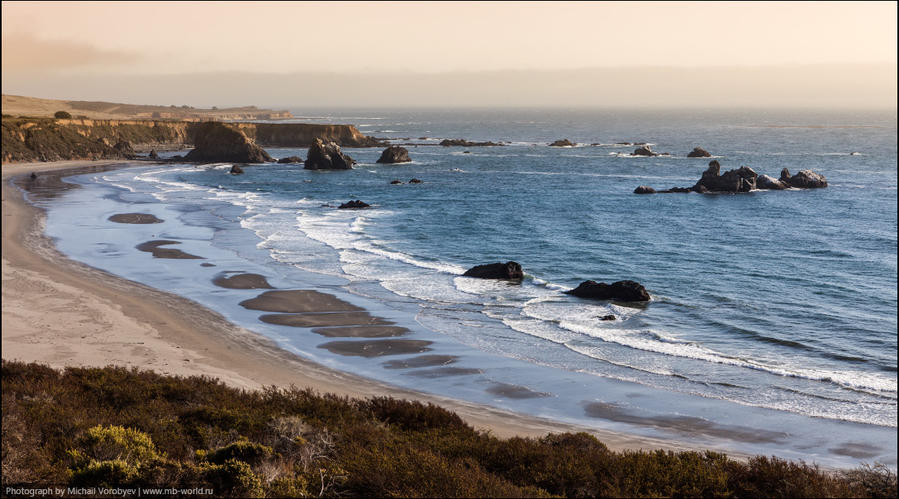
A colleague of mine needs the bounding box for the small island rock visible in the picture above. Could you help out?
[278,156,303,164]
[229,164,244,175]
[687,147,712,158]
[634,186,656,194]
[463,262,524,280]
[304,138,356,170]
[564,280,650,302]
[549,139,576,147]
[376,146,412,164]
[780,168,828,189]
[338,200,370,209]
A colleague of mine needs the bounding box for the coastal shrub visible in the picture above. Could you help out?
[53,110,72,119]
[2,360,893,498]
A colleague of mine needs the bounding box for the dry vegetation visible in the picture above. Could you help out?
[2,361,895,498]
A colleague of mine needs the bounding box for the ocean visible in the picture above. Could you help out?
[34,108,897,468]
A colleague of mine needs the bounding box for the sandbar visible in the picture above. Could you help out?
[212,272,274,289]
[240,289,363,313]
[108,213,164,224]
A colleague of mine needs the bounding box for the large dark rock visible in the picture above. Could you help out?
[757,174,787,190]
[462,262,524,280]
[147,149,159,159]
[376,146,411,164]
[633,145,657,156]
[693,160,757,192]
[304,138,355,170]
[113,140,137,159]
[634,185,656,194]
[185,122,273,163]
[564,280,650,302]
[338,200,370,209]
[408,178,422,184]
[229,164,244,175]
[278,156,303,164]
[687,146,712,157]
[549,139,576,147]
[780,168,828,189]
[439,138,502,147]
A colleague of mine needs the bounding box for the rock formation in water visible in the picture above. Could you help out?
[304,138,355,170]
[687,146,712,157]
[633,145,657,156]
[564,280,650,302]
[462,262,524,280]
[338,200,370,209]
[229,164,244,175]
[278,156,303,164]
[693,161,757,193]
[184,122,273,163]
[756,174,788,190]
[634,186,656,194]
[376,146,412,164]
[780,168,828,189]
[439,138,503,147]
[549,139,576,147]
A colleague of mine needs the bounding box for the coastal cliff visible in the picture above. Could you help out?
[1,118,381,163]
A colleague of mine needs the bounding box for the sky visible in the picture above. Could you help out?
[1,1,897,108]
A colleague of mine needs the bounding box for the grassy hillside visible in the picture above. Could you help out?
[2,361,894,498]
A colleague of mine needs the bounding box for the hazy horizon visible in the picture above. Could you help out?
[2,1,896,109]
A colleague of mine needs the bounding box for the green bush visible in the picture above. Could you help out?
[54,110,72,119]
[196,438,273,466]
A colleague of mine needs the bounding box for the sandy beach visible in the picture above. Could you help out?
[1,159,704,453]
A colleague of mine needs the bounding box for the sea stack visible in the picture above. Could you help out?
[376,146,412,164]
[463,262,524,280]
[304,138,355,170]
[184,122,273,163]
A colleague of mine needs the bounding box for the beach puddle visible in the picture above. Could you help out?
[200,263,216,267]
[260,312,393,328]
[828,442,883,459]
[403,367,484,378]
[382,355,460,369]
[240,290,363,313]
[136,240,204,259]
[310,325,409,337]
[584,402,787,444]
[108,213,163,224]
[486,382,552,399]
[318,339,433,357]
[212,272,274,289]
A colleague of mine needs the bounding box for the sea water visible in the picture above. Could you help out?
[36,108,897,468]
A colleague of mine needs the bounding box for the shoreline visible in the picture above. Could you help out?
[1,159,707,453]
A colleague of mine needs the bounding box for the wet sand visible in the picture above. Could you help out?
[311,325,410,338]
[404,367,484,378]
[136,240,205,259]
[212,272,274,289]
[260,312,394,328]
[108,213,164,224]
[0,160,742,453]
[487,382,552,399]
[240,290,363,313]
[318,339,434,357]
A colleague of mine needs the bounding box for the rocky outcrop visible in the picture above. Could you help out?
[564,280,650,302]
[338,200,370,209]
[113,140,137,159]
[245,123,383,148]
[184,122,273,163]
[757,174,787,190]
[390,179,403,184]
[549,139,576,147]
[780,168,828,188]
[408,178,422,184]
[148,149,159,159]
[462,262,524,280]
[633,145,657,156]
[439,138,503,147]
[693,161,757,193]
[229,164,244,175]
[376,146,411,164]
[634,186,656,194]
[687,146,712,157]
[278,156,303,164]
[304,138,355,170]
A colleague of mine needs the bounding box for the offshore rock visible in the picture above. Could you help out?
[634,185,656,194]
[780,168,828,189]
[408,178,422,184]
[462,262,524,280]
[693,160,757,192]
[564,280,650,302]
[390,179,403,184]
[376,146,412,164]
[439,138,502,147]
[757,174,788,190]
[687,146,712,157]
[338,200,370,209]
[549,139,576,147]
[633,145,657,156]
[278,155,303,164]
[304,138,355,170]
[184,122,273,163]
[229,164,244,175]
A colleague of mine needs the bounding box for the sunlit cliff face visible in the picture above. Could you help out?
[2,1,896,108]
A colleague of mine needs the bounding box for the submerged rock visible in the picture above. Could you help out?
[390,179,403,184]
[634,185,656,194]
[338,200,370,209]
[462,262,524,280]
[780,168,828,189]
[564,280,650,302]
[376,146,411,164]
[439,138,502,147]
[687,146,712,158]
[304,138,356,170]
[278,155,303,164]
[185,122,273,163]
[549,139,576,147]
